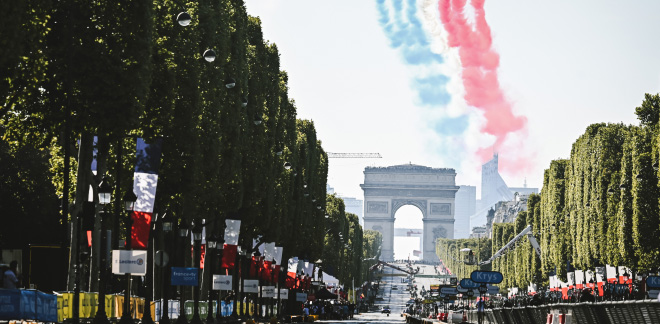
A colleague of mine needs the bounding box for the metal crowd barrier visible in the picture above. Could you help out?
[467,299,660,324]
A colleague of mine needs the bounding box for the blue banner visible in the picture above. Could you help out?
[220,301,234,317]
[171,267,199,286]
[36,291,58,322]
[0,290,21,320]
[20,290,36,320]
[647,276,660,288]
[470,271,504,284]
[460,278,480,288]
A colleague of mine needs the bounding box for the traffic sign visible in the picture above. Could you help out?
[471,271,504,284]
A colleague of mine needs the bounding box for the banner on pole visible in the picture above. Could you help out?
[244,280,259,293]
[112,250,147,275]
[262,286,275,298]
[213,275,232,290]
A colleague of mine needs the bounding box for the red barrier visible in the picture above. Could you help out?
[546,313,553,324]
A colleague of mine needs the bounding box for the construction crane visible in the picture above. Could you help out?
[327,152,382,158]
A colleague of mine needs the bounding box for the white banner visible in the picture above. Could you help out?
[262,286,275,298]
[224,219,241,245]
[575,270,584,285]
[567,272,575,286]
[595,267,605,283]
[112,250,147,275]
[287,257,298,273]
[606,265,617,280]
[244,280,259,293]
[263,243,276,261]
[585,270,594,284]
[213,275,232,291]
[274,247,283,265]
[279,289,289,299]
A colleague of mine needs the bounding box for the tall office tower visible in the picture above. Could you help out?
[454,185,476,239]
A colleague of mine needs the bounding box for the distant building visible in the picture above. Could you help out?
[341,196,364,225]
[469,226,488,239]
[470,154,538,233]
[454,185,476,239]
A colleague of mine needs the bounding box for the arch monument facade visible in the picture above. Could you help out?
[360,164,459,262]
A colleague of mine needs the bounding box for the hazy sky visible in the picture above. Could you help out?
[244,0,660,202]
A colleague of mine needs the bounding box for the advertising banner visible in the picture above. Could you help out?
[295,293,307,302]
[244,280,259,293]
[262,286,275,298]
[112,250,147,275]
[212,275,232,290]
[471,271,503,284]
[171,267,199,286]
[279,289,289,299]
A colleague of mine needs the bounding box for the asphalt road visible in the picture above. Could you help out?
[316,262,441,324]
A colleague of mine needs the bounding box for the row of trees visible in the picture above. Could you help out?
[0,0,365,291]
[483,93,660,289]
[436,237,492,282]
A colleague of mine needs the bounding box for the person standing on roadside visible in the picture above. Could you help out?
[3,261,19,289]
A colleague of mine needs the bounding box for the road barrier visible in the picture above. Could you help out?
[466,299,660,324]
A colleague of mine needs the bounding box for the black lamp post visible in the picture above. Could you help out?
[141,212,159,324]
[190,219,204,324]
[205,234,218,324]
[93,176,112,324]
[118,190,137,324]
[161,216,173,324]
[175,221,189,324]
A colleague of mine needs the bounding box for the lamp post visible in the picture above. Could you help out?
[118,190,137,324]
[93,176,112,324]
[161,216,173,324]
[176,221,189,324]
[141,212,158,324]
[190,219,203,324]
[205,234,218,324]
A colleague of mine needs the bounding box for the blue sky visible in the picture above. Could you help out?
[244,0,660,204]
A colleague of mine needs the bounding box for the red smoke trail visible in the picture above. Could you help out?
[438,0,529,170]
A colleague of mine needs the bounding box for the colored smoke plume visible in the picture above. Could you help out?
[438,0,529,169]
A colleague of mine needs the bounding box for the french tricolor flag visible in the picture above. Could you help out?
[130,138,163,249]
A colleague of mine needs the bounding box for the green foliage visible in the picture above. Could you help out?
[1,0,363,290]
[476,94,660,290]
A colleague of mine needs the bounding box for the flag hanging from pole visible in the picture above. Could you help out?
[131,138,163,249]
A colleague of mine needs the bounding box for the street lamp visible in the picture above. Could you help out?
[161,215,173,324]
[93,176,112,324]
[177,12,192,26]
[118,190,137,324]
[205,234,218,324]
[176,221,189,324]
[203,49,216,63]
[190,219,204,324]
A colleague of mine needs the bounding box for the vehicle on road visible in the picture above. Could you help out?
[381,307,391,314]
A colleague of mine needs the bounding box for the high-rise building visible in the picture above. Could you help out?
[454,185,476,239]
[341,196,364,225]
[470,154,540,231]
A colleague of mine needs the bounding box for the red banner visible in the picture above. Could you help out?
[130,211,152,249]
[221,244,237,269]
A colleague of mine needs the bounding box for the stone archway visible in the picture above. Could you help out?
[360,164,459,262]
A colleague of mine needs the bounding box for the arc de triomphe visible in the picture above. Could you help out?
[360,164,458,262]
